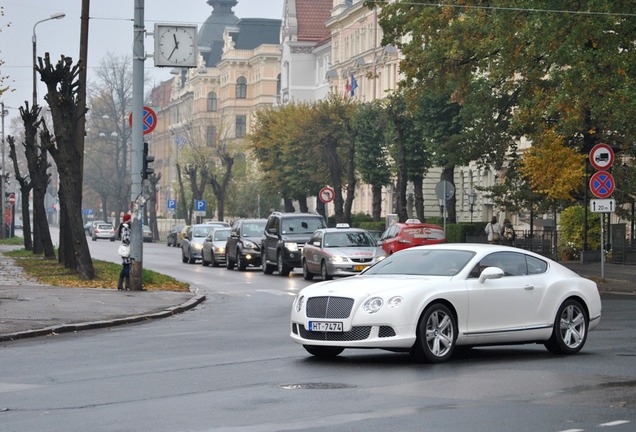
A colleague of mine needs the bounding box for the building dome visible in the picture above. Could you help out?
[198,0,240,67]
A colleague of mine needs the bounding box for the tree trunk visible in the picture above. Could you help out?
[37,53,95,279]
[372,184,382,222]
[412,175,424,222]
[283,198,295,212]
[7,135,34,251]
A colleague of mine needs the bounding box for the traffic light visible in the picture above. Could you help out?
[142,142,155,180]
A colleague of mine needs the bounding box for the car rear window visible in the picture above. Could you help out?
[401,225,444,240]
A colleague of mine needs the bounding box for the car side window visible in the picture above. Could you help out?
[470,252,528,277]
[527,256,548,275]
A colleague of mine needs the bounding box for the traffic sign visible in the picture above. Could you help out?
[194,200,206,212]
[167,199,176,209]
[129,106,157,135]
[590,199,616,213]
[435,180,455,201]
[589,143,614,171]
[319,186,334,204]
[5,193,15,206]
[589,171,615,198]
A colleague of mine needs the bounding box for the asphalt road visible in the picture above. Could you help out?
[1,235,635,432]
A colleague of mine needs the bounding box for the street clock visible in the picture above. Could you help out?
[154,24,198,68]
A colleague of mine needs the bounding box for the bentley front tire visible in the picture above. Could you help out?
[412,303,456,363]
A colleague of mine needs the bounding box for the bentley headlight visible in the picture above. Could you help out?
[295,295,304,313]
[387,296,403,308]
[285,242,299,252]
[363,297,384,314]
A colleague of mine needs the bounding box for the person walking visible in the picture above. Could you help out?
[485,216,502,244]
[117,213,132,290]
[501,218,516,246]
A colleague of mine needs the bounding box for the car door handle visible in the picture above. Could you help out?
[524,285,535,290]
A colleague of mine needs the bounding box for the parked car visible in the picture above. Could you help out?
[175,225,190,248]
[166,225,184,247]
[92,223,116,241]
[181,222,229,264]
[291,243,602,363]
[379,219,445,255]
[302,224,386,280]
[142,225,154,243]
[261,212,326,276]
[225,218,267,271]
[202,227,231,267]
[84,222,93,236]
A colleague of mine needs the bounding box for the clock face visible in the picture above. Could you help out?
[154,25,198,67]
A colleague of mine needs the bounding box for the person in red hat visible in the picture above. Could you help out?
[117,213,132,290]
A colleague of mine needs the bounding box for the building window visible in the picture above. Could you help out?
[235,115,246,138]
[207,126,217,146]
[207,92,217,112]
[236,76,247,99]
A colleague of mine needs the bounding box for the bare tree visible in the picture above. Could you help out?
[85,53,133,224]
[37,53,95,279]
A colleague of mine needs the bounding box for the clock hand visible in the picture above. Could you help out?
[173,33,179,48]
[168,44,178,60]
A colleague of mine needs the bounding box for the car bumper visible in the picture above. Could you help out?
[326,262,372,277]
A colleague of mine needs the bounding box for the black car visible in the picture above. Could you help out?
[261,212,326,276]
[225,218,267,271]
[166,225,184,247]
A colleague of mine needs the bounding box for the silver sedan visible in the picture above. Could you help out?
[302,226,386,280]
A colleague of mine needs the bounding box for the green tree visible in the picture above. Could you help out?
[352,100,392,221]
[366,0,636,205]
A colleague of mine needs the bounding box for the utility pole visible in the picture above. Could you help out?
[1,102,5,239]
[130,0,145,290]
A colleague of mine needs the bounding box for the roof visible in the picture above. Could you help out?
[232,18,282,49]
[295,0,332,42]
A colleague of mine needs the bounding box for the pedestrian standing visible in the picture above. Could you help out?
[117,214,132,290]
[485,216,502,244]
[501,218,516,246]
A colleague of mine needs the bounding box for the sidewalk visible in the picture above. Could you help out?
[0,247,205,342]
[560,260,636,295]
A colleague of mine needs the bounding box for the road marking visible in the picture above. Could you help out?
[557,429,584,432]
[600,420,631,427]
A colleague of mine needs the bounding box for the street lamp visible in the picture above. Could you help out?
[32,12,66,107]
[468,190,478,223]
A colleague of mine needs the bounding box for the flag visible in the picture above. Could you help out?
[350,75,358,97]
[345,78,351,96]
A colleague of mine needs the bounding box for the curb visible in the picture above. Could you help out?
[0,294,206,342]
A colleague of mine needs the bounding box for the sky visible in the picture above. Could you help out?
[1,0,284,124]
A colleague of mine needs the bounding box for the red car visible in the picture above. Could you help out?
[379,219,445,255]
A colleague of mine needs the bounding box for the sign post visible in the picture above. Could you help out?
[319,186,334,223]
[588,143,615,281]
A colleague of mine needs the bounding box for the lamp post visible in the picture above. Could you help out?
[32,12,66,108]
[468,190,478,223]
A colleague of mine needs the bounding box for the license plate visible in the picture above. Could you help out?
[309,321,343,332]
[352,265,366,272]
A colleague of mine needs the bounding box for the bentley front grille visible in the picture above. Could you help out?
[306,296,354,319]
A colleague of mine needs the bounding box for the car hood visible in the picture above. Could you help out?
[324,246,384,259]
[281,233,314,242]
[299,274,451,298]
